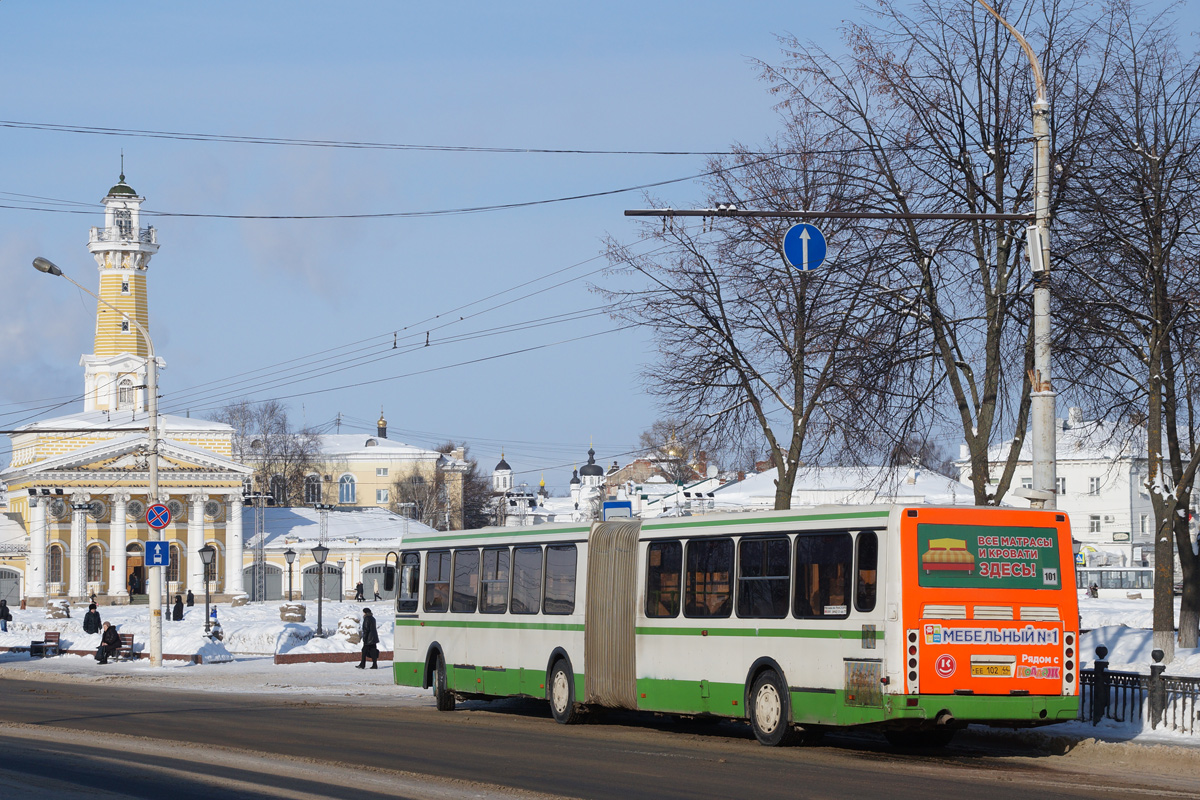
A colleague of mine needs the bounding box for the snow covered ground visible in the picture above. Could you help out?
[1,591,1197,746]
[0,598,395,659]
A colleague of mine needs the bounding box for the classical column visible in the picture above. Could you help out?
[29,497,46,599]
[109,492,130,596]
[225,492,244,595]
[69,492,91,600]
[187,492,207,591]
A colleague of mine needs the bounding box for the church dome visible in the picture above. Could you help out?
[579,447,604,477]
[495,452,512,472]
[107,173,136,197]
[569,468,581,485]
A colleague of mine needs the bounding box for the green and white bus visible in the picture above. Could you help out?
[387,504,1080,746]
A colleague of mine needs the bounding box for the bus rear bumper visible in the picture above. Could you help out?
[887,694,1079,727]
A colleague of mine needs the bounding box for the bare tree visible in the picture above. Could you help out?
[213,399,321,506]
[604,118,917,510]
[1056,3,1200,654]
[390,441,493,530]
[637,418,719,483]
[760,0,1104,505]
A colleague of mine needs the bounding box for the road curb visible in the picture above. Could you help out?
[274,650,394,665]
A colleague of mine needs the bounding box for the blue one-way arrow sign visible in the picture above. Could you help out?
[782,223,827,271]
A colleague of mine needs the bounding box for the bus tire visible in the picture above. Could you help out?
[548,659,581,725]
[748,669,794,746]
[434,653,456,712]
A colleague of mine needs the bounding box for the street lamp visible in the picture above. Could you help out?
[311,543,329,637]
[337,559,345,601]
[33,256,165,667]
[284,548,296,601]
[974,1,1056,510]
[198,544,215,633]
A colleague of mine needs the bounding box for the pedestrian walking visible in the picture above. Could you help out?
[82,603,102,635]
[0,599,11,632]
[186,590,194,607]
[356,608,379,670]
[354,581,365,602]
[373,578,381,601]
[172,595,184,621]
[128,572,140,597]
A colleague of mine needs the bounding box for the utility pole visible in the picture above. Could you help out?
[624,5,1057,515]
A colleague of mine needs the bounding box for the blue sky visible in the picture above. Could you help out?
[1,1,1196,491]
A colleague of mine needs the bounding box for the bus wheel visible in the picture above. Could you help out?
[748,669,794,746]
[549,660,581,725]
[434,653,456,712]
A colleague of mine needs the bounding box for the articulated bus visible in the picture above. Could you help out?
[386,504,1079,746]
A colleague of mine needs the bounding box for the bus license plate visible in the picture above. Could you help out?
[971,664,1012,677]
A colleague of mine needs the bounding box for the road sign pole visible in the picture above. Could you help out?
[147,352,163,668]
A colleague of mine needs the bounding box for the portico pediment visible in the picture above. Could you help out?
[1,434,250,486]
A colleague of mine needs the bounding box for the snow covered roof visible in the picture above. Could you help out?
[978,417,1146,464]
[713,466,984,510]
[315,434,442,460]
[244,506,437,551]
[12,409,232,435]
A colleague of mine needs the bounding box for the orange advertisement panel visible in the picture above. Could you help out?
[919,619,1065,695]
[900,507,1079,698]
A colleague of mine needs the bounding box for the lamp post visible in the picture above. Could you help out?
[198,544,215,633]
[284,548,296,601]
[337,559,345,601]
[33,256,165,667]
[311,543,329,636]
[974,1,1056,511]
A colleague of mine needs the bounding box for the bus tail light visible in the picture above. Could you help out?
[1062,631,1076,695]
[907,629,919,693]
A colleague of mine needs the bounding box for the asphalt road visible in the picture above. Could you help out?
[0,677,1194,800]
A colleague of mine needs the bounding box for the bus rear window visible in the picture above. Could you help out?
[917,523,1061,590]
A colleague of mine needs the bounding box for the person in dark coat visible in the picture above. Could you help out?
[172,595,184,621]
[357,608,380,670]
[354,581,365,602]
[95,622,121,664]
[128,572,140,596]
[0,599,11,632]
[82,603,101,635]
[186,590,195,607]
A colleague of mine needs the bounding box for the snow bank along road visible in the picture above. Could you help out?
[2,677,1199,800]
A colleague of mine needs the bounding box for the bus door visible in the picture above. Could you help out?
[901,508,1078,698]
[584,520,641,710]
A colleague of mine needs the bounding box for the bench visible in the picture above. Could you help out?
[30,631,60,658]
[117,633,135,661]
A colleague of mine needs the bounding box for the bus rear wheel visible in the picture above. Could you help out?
[434,653,455,712]
[748,669,794,746]
[549,660,581,725]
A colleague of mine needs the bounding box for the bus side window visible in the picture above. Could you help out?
[646,541,682,618]
[452,549,480,613]
[855,531,878,613]
[481,547,510,614]
[511,546,542,614]
[424,550,451,613]
[397,551,420,613]
[544,545,577,615]
[737,536,790,619]
[685,538,733,618]
[793,533,851,619]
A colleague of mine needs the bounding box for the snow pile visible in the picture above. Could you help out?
[0,599,393,660]
[1082,625,1200,675]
